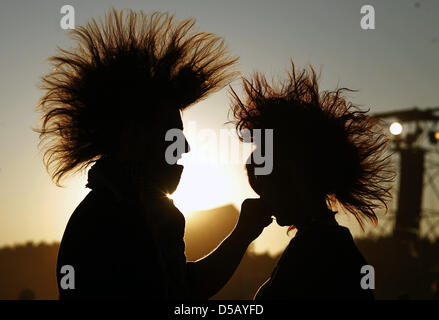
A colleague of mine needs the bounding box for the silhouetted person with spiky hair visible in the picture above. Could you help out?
[230,62,395,300]
[36,9,272,299]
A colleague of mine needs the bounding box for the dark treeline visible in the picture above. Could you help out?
[1,238,438,299]
[0,205,438,299]
[0,241,58,299]
[0,240,278,300]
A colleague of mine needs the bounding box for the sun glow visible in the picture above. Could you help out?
[166,120,254,217]
[167,161,235,218]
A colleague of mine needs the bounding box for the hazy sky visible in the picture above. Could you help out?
[0,0,438,254]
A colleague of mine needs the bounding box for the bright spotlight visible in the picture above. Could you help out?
[390,122,403,135]
[428,130,439,144]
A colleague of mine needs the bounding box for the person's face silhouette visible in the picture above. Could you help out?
[118,108,190,194]
[247,152,310,227]
[152,108,191,194]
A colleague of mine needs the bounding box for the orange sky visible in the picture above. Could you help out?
[1,0,438,255]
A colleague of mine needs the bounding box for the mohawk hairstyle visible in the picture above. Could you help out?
[230,61,394,230]
[36,9,238,185]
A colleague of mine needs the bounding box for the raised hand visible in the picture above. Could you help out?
[234,198,273,244]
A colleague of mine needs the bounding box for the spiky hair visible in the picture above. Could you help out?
[36,9,238,185]
[230,61,394,230]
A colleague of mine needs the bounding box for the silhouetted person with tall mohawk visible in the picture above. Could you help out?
[36,9,272,299]
[230,62,395,300]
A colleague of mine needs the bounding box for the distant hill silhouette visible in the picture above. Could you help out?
[184,204,239,261]
[0,204,438,299]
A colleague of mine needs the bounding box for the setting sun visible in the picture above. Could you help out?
[166,162,235,218]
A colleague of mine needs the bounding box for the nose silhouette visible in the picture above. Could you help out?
[173,133,190,163]
[184,136,191,154]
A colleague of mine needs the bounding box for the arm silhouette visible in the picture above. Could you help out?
[185,199,272,299]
